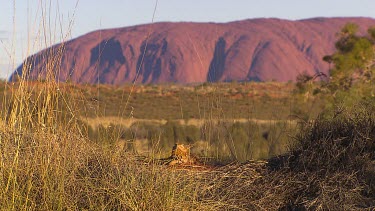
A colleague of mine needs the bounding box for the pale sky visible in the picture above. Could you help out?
[1,0,375,79]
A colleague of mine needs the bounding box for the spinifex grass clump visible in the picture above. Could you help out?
[266,102,375,210]
[0,34,211,210]
[4,43,70,132]
[0,75,214,210]
[0,128,214,210]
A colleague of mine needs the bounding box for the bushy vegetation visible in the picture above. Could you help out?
[0,128,216,210]
[1,83,373,210]
[296,23,375,110]
[264,103,375,210]
[1,3,374,208]
[84,119,293,162]
[0,70,218,210]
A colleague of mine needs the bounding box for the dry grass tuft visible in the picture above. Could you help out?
[262,102,375,210]
[2,1,373,209]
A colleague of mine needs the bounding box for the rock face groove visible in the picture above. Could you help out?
[11,17,375,84]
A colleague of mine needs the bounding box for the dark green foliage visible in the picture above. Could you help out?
[322,55,333,64]
[87,120,293,161]
[334,23,359,53]
[162,121,184,144]
[295,72,314,94]
[184,125,201,143]
[323,23,375,103]
[368,26,375,40]
[95,124,118,145]
[227,122,251,161]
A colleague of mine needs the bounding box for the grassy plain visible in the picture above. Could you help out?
[1,80,327,161]
[0,1,373,208]
[0,77,373,210]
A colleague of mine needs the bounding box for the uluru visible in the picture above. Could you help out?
[10,17,375,84]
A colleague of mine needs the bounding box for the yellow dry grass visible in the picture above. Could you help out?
[83,116,296,129]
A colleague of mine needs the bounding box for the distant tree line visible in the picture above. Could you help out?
[83,120,291,161]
